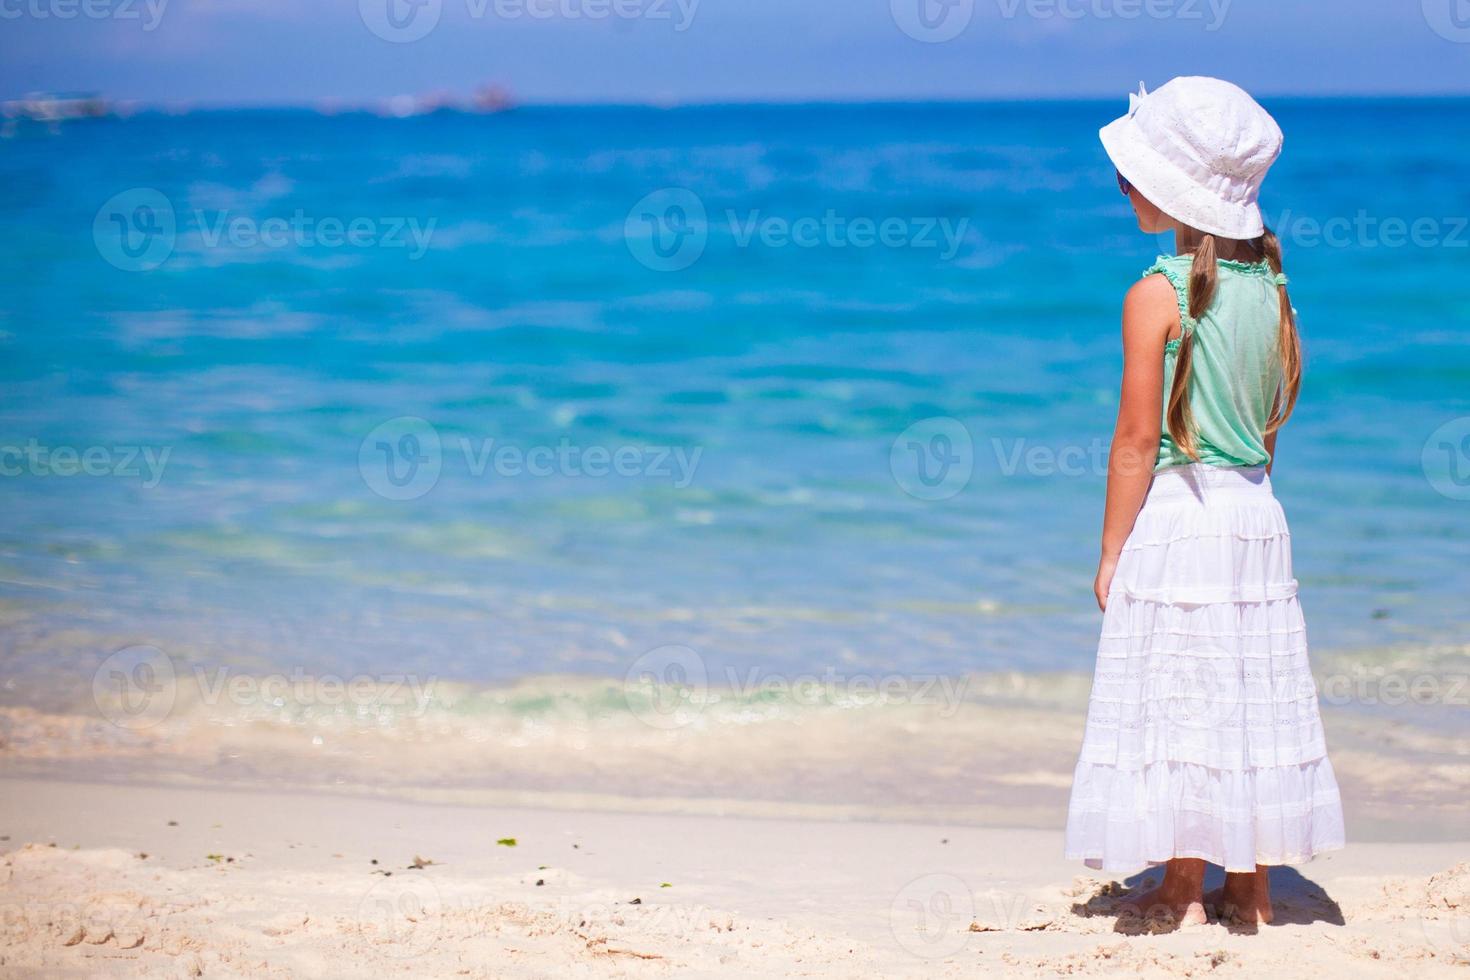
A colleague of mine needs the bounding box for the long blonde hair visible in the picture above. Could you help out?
[1165,229,1302,459]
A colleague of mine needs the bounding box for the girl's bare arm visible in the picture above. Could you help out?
[1094,274,1176,611]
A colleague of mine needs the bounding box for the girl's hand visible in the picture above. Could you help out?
[1094,553,1119,612]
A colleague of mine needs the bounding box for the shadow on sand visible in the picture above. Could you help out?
[1070,865,1346,935]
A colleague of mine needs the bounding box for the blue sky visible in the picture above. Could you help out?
[3,0,1469,105]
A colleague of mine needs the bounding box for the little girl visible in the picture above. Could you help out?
[1064,77,1345,926]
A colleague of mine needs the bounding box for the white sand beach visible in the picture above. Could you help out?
[1,776,1467,978]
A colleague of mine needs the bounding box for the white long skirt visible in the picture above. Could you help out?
[1064,464,1346,873]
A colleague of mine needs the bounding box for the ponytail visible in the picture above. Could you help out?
[1257,229,1302,434]
[1164,229,1302,458]
[1164,234,1219,460]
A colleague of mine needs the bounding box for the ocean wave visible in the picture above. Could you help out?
[2,663,1465,833]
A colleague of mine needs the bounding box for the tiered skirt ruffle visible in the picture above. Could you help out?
[1064,465,1346,873]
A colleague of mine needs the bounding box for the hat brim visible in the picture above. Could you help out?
[1100,115,1266,240]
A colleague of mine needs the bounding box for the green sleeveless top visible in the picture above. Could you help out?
[1146,255,1290,472]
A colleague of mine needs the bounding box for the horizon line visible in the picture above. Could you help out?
[11,91,1470,114]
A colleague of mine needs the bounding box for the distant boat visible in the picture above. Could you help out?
[370,84,517,119]
[470,85,516,114]
[1,92,111,135]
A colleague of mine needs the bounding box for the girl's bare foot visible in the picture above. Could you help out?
[1120,858,1209,925]
[1205,865,1274,925]
[1122,887,1209,925]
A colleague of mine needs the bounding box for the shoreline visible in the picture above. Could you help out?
[2,776,1467,977]
[0,764,1460,848]
[3,653,1467,844]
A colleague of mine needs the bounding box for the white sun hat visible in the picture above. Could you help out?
[1100,76,1283,240]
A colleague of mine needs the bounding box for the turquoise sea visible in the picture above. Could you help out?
[0,102,1467,793]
